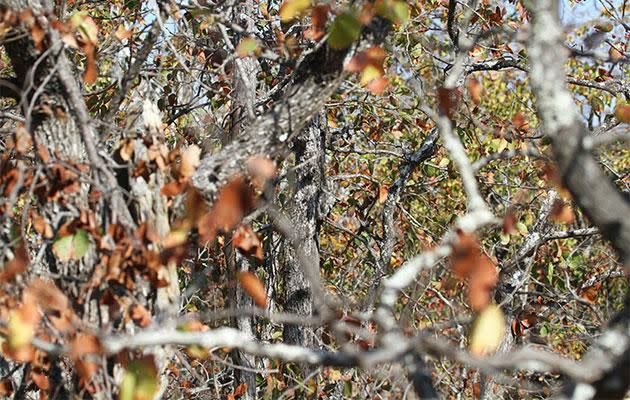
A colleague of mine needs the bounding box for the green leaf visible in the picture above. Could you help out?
[120,357,159,400]
[327,13,361,49]
[52,235,74,262]
[375,0,410,25]
[516,222,528,236]
[73,230,90,259]
[540,324,549,336]
[52,230,91,262]
[500,232,510,245]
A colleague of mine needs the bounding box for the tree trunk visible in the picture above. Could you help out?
[283,116,325,348]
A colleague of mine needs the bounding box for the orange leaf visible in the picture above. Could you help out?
[502,210,517,235]
[238,271,268,308]
[304,5,330,40]
[549,199,575,224]
[130,304,152,327]
[83,47,98,84]
[0,243,29,282]
[511,111,529,131]
[614,102,630,123]
[467,255,498,311]
[70,334,102,360]
[579,282,601,304]
[198,177,257,243]
[232,225,264,261]
[466,77,483,105]
[161,181,187,197]
[245,156,276,191]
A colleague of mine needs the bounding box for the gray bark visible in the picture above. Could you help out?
[224,4,260,397]
[283,115,325,347]
[526,0,630,398]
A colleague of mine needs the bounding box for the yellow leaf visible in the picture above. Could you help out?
[279,0,311,22]
[469,304,505,356]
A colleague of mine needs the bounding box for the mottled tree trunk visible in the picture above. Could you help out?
[224,3,259,397]
[283,116,325,348]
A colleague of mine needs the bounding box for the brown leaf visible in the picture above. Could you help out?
[118,139,135,161]
[161,181,187,197]
[31,211,53,239]
[26,278,69,312]
[198,177,257,243]
[365,76,388,95]
[378,184,389,204]
[30,23,46,52]
[579,282,601,304]
[83,47,98,84]
[614,102,630,123]
[450,230,498,311]
[450,230,480,278]
[304,5,330,40]
[238,271,268,308]
[69,334,102,360]
[0,243,29,282]
[14,124,33,154]
[467,77,483,105]
[437,87,461,119]
[76,360,100,389]
[502,209,517,235]
[549,199,575,224]
[30,370,50,391]
[232,225,264,261]
[511,111,529,131]
[130,304,152,327]
[114,25,133,41]
[467,255,498,311]
[234,383,248,397]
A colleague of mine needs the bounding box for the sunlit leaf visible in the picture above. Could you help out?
[279,0,311,22]
[120,356,159,400]
[238,271,268,307]
[614,102,630,123]
[470,304,505,356]
[327,13,361,49]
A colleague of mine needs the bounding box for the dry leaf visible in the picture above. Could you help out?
[549,199,575,224]
[502,209,517,235]
[468,255,498,311]
[378,185,389,204]
[238,271,268,307]
[467,77,483,105]
[70,334,102,360]
[437,87,461,119]
[232,225,264,261]
[511,111,529,131]
[579,282,601,304]
[304,5,330,40]
[130,304,152,327]
[198,177,257,243]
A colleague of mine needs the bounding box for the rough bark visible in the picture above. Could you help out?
[526,0,630,398]
[224,4,260,397]
[283,115,325,348]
